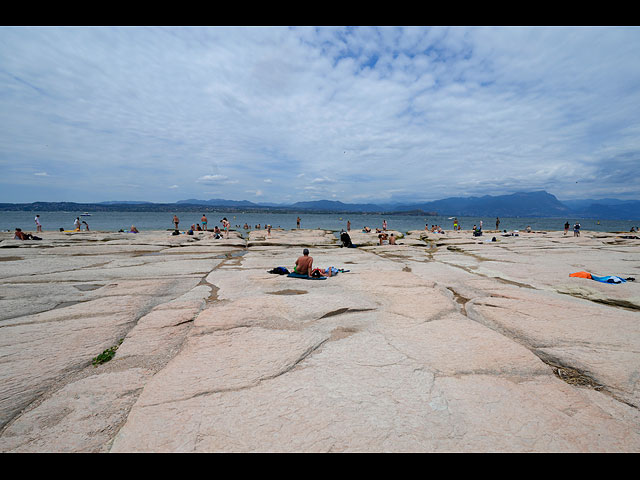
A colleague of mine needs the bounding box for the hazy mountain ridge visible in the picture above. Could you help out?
[1,191,638,219]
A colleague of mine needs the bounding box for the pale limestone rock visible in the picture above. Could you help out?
[2,228,639,452]
[0,369,152,453]
[0,230,238,448]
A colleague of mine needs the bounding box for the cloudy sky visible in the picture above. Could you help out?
[1,26,639,204]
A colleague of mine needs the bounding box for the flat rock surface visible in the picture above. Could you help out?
[1,227,639,452]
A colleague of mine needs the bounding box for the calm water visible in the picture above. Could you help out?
[2,211,638,234]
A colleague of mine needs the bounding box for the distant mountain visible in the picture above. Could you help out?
[288,200,385,213]
[573,200,640,220]
[177,198,260,207]
[390,191,571,217]
[1,191,638,219]
[561,198,635,210]
[98,201,154,205]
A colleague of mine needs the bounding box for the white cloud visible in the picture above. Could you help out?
[197,175,229,184]
[311,177,335,184]
[2,27,640,203]
[33,172,48,176]
[169,184,179,189]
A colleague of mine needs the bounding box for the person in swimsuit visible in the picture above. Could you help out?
[311,266,337,277]
[221,217,229,238]
[35,215,42,232]
[294,248,313,276]
[201,214,208,231]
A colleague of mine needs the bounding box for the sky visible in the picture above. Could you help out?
[1,26,639,205]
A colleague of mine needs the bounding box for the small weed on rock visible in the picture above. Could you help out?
[92,339,124,366]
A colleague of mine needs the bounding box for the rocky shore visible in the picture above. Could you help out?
[0,227,639,452]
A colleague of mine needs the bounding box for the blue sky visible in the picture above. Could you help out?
[1,26,639,204]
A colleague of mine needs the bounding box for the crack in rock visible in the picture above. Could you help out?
[319,307,376,319]
[143,338,330,408]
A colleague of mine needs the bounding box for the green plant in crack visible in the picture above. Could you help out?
[92,339,124,366]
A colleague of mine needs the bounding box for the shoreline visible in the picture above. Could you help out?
[3,211,638,237]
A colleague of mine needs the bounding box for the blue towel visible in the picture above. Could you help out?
[591,275,626,284]
[287,272,327,280]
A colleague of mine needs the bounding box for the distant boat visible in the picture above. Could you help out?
[81,212,92,216]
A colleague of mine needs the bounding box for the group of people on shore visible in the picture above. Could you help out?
[73,217,90,231]
[564,221,582,237]
[171,215,283,239]
[14,214,639,241]
[358,221,397,245]
[172,214,230,239]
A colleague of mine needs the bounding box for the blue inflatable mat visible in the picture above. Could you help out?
[287,273,327,280]
[590,275,626,284]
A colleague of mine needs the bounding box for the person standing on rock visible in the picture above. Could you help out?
[294,248,313,277]
[297,216,301,229]
[173,215,179,230]
[35,214,42,233]
[564,221,570,235]
[496,217,500,230]
[201,214,208,231]
[221,217,230,238]
[347,220,351,232]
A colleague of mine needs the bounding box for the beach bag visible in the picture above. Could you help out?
[268,267,290,275]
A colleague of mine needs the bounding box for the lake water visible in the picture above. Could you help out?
[2,211,638,234]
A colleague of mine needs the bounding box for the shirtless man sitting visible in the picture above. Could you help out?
[294,248,313,277]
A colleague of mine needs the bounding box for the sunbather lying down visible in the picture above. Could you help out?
[311,267,339,278]
[14,228,41,240]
